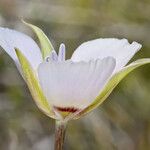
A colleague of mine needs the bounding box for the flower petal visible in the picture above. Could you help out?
[38,57,116,109]
[23,21,54,59]
[71,38,142,72]
[0,27,42,70]
[15,48,55,118]
[76,58,150,119]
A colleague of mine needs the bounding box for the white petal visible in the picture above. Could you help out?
[38,57,116,109]
[0,27,42,70]
[71,38,142,72]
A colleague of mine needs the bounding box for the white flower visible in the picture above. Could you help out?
[0,22,150,121]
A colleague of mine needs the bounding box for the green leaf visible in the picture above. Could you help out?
[22,20,54,59]
[76,58,150,119]
[15,48,55,118]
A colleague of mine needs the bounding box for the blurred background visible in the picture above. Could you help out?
[0,0,150,149]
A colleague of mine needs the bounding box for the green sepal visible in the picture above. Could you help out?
[15,48,55,118]
[22,20,54,59]
[76,58,150,119]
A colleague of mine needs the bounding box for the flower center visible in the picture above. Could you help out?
[45,43,66,62]
[54,106,80,118]
[54,106,79,113]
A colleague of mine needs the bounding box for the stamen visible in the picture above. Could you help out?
[45,56,50,62]
[45,50,58,62]
[51,50,58,61]
[58,43,66,61]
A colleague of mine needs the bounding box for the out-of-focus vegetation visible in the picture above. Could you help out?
[0,0,150,149]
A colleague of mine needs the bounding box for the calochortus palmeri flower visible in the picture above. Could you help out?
[0,21,150,150]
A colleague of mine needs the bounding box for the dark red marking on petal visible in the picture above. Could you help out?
[54,106,79,113]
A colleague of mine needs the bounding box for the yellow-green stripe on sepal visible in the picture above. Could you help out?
[22,20,54,59]
[76,58,150,119]
[15,48,55,118]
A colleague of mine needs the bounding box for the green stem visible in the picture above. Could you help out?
[55,120,67,150]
